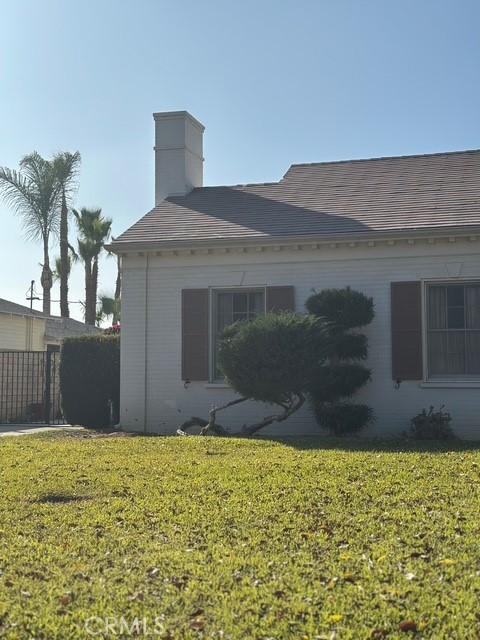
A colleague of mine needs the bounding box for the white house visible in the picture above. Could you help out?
[111,111,480,439]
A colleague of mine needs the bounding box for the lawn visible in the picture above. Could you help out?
[0,434,479,639]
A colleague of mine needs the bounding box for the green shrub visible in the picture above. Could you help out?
[410,406,454,440]
[218,312,331,405]
[306,287,374,435]
[313,402,374,436]
[305,287,374,331]
[308,363,371,403]
[60,335,120,429]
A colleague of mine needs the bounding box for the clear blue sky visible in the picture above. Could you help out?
[1,0,479,320]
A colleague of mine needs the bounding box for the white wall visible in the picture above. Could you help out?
[120,238,480,439]
[0,314,46,351]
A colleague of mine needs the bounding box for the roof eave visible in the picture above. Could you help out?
[108,224,480,254]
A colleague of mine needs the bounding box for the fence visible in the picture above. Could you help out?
[0,351,63,425]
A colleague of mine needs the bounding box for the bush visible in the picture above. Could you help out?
[60,335,120,429]
[218,312,330,405]
[306,287,374,435]
[410,406,454,440]
[313,402,374,436]
[305,287,374,331]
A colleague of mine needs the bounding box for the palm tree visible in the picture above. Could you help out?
[73,208,112,325]
[52,151,81,318]
[0,152,61,315]
[97,294,121,326]
[52,254,73,284]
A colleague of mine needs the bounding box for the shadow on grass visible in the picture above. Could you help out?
[130,429,480,454]
[254,435,480,453]
[35,494,91,505]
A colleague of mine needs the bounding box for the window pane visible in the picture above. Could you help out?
[249,292,264,317]
[447,306,465,329]
[466,331,480,374]
[232,293,248,313]
[428,331,448,375]
[232,312,248,322]
[447,285,464,307]
[466,286,480,329]
[428,286,447,329]
[447,331,466,374]
[217,293,233,333]
[428,330,465,376]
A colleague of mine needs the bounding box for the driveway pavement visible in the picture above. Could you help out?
[0,425,79,437]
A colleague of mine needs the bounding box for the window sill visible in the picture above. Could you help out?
[421,381,480,389]
[205,382,231,389]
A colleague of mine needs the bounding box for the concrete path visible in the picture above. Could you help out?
[0,425,79,438]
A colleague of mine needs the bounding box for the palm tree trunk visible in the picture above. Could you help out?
[59,189,69,317]
[84,261,93,325]
[88,257,99,326]
[41,238,52,316]
[84,258,98,326]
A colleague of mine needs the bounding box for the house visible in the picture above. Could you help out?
[0,298,100,351]
[110,111,480,439]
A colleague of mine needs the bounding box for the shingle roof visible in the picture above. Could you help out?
[44,317,101,341]
[0,299,44,317]
[112,149,480,249]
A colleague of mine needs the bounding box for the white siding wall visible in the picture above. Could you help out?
[120,240,480,439]
[0,314,46,351]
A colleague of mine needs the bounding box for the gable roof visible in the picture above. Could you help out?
[112,149,480,250]
[0,298,44,318]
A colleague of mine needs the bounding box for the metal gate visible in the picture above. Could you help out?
[0,351,64,425]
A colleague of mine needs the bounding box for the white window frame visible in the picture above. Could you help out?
[208,286,267,383]
[421,278,480,387]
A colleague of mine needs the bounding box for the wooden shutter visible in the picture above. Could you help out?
[181,289,209,380]
[391,281,423,380]
[266,286,295,312]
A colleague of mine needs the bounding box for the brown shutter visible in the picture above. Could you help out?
[266,286,295,312]
[391,281,423,380]
[182,289,209,380]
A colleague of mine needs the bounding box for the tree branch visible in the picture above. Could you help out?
[176,394,306,438]
[177,397,249,436]
[241,393,305,436]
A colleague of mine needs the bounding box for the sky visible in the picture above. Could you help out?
[0,0,479,321]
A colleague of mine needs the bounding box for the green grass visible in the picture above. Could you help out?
[1,434,480,639]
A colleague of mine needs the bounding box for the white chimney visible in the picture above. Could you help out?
[153,110,205,204]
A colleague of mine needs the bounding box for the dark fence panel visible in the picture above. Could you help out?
[0,351,64,425]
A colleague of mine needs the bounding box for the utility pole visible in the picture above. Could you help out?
[26,280,40,310]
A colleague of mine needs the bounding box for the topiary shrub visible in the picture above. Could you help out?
[178,312,332,436]
[409,406,454,440]
[60,334,120,429]
[306,287,374,435]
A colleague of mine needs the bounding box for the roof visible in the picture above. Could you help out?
[44,317,101,341]
[111,149,480,250]
[0,298,101,340]
[0,299,44,317]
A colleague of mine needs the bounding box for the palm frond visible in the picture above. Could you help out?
[53,151,81,198]
[53,254,73,281]
[1,153,62,242]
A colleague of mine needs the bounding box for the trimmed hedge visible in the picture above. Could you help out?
[218,312,330,405]
[60,335,120,429]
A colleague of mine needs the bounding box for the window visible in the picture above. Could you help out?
[212,289,265,379]
[426,283,480,379]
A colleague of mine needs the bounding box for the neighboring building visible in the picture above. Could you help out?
[0,298,100,351]
[111,111,480,439]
